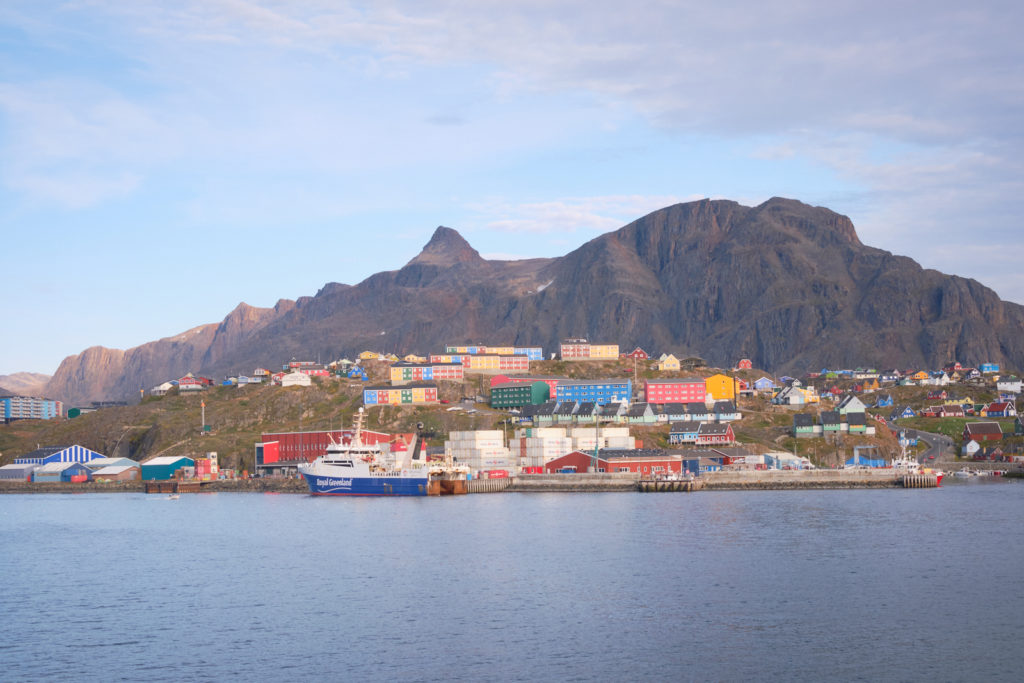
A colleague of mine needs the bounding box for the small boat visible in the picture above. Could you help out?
[167,494,180,500]
[891,449,943,485]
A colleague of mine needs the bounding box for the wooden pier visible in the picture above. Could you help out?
[900,474,939,488]
[144,480,202,494]
[638,478,705,492]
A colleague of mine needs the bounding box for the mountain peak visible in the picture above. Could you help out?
[406,226,482,266]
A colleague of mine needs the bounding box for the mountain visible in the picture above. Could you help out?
[43,197,1024,404]
[0,372,51,397]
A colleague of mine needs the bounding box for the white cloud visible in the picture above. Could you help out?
[468,194,702,236]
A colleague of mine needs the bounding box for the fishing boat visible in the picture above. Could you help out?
[298,408,429,496]
[891,448,944,485]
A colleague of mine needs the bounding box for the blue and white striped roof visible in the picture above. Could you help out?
[14,444,106,464]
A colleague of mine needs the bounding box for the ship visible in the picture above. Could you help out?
[298,408,430,496]
[891,446,943,486]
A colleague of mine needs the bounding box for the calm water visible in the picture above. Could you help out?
[1,482,1022,682]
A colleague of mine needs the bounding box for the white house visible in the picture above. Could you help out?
[996,377,1021,394]
[280,371,312,388]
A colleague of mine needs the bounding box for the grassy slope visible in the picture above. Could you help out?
[2,359,974,470]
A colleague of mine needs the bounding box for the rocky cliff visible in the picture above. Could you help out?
[44,197,1024,403]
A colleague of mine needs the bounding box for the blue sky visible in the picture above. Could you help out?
[2,1,1023,375]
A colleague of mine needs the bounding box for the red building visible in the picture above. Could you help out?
[260,428,393,463]
[736,358,753,370]
[559,339,590,360]
[543,450,684,475]
[644,378,706,403]
[624,347,649,360]
[962,422,1002,442]
[695,423,735,446]
[490,374,561,396]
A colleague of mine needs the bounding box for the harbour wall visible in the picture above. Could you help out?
[702,469,901,489]
[509,473,640,492]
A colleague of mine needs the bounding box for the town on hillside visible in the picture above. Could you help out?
[1,341,1021,484]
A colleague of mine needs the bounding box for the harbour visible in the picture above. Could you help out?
[1,484,1021,681]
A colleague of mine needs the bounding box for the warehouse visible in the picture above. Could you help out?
[32,462,92,483]
[14,444,106,465]
[91,465,141,482]
[0,463,39,481]
[141,456,195,480]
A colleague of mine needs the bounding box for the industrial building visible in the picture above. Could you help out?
[14,445,105,465]
[141,456,195,480]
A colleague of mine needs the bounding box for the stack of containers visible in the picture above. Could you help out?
[445,430,510,473]
[509,427,574,468]
[568,427,635,451]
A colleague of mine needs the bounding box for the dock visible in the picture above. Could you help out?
[143,480,202,494]
[638,478,704,492]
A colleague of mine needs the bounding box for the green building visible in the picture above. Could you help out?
[491,381,549,409]
[141,456,195,480]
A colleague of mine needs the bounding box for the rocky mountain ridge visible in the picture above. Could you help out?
[41,197,1024,404]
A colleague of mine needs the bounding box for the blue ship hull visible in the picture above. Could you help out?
[301,472,429,496]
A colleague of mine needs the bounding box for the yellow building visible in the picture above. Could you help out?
[358,351,379,361]
[704,373,737,401]
[589,344,619,360]
[403,354,426,363]
[912,371,930,382]
[658,354,680,371]
[468,355,501,370]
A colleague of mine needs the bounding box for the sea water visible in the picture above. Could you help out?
[1,482,1022,681]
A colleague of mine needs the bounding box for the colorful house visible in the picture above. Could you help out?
[982,402,1016,418]
[695,423,735,446]
[657,354,680,371]
[559,339,619,361]
[624,347,649,360]
[390,361,465,384]
[363,383,439,406]
[490,381,550,409]
[669,421,702,444]
[836,394,866,417]
[704,373,737,401]
[793,413,816,438]
[554,379,632,405]
[735,358,753,370]
[644,378,705,403]
[962,422,1002,442]
[752,377,776,393]
[980,362,1000,374]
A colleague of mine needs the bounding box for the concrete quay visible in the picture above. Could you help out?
[702,469,904,490]
[509,473,640,492]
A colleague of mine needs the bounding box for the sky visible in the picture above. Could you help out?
[2,1,1023,376]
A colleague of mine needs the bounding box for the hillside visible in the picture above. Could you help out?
[41,197,1024,404]
[2,360,909,471]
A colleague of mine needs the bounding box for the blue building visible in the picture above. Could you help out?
[1,395,63,422]
[554,379,631,405]
[14,444,105,465]
[32,461,93,483]
[980,362,1000,374]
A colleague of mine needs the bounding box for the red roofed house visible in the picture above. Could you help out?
[982,402,1017,418]
[962,422,1003,442]
[736,358,753,370]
